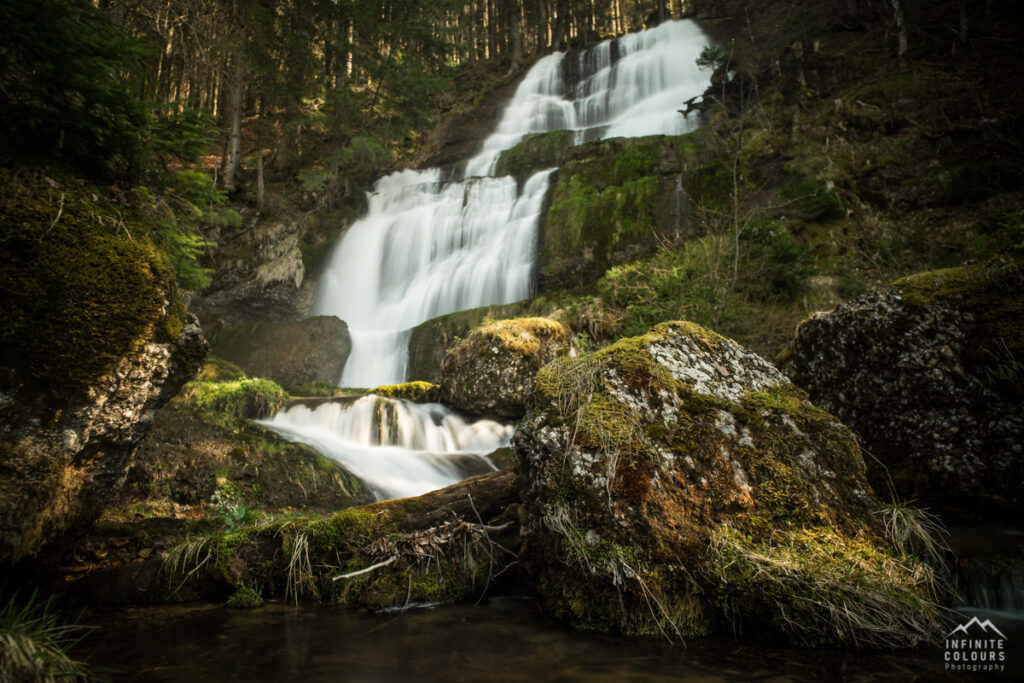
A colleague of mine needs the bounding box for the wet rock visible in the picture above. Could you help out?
[513,321,942,647]
[779,263,1024,524]
[439,317,578,420]
[0,316,208,564]
[211,316,351,393]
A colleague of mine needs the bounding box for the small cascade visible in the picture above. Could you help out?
[260,396,512,500]
[315,20,713,386]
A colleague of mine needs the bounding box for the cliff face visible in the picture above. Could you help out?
[0,167,209,564]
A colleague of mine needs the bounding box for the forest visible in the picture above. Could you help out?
[1,0,1022,679]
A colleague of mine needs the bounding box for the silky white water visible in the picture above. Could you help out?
[316,19,713,386]
[261,396,512,500]
[275,20,712,501]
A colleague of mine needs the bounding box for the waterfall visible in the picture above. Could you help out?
[315,19,713,386]
[270,20,713,501]
[261,396,512,500]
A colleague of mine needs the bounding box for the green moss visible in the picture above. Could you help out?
[196,357,247,382]
[0,166,184,399]
[493,130,573,179]
[182,378,289,419]
[369,381,439,402]
[226,585,264,608]
[894,262,1024,370]
[296,381,350,397]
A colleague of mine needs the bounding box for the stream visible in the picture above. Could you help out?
[75,597,981,682]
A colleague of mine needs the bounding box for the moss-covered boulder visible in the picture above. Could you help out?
[439,317,577,419]
[779,262,1024,524]
[211,316,350,393]
[0,168,208,563]
[513,321,943,647]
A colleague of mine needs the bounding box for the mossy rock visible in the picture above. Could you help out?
[0,165,186,400]
[514,320,943,647]
[779,261,1024,524]
[369,381,440,403]
[493,130,574,182]
[538,135,697,291]
[439,317,578,420]
[180,377,289,420]
[406,291,617,383]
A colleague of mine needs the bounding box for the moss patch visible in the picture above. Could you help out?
[181,378,288,420]
[0,165,183,399]
[369,381,439,402]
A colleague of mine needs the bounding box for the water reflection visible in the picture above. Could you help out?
[76,598,951,682]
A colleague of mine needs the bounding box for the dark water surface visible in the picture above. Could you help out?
[73,597,964,682]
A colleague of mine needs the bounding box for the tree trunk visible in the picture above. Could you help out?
[256,97,265,211]
[890,0,908,64]
[221,57,244,193]
[510,2,523,66]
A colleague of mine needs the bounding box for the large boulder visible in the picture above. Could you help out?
[211,316,351,393]
[778,263,1024,523]
[513,321,943,647]
[439,317,577,420]
[0,168,209,564]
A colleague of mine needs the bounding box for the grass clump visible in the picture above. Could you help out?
[182,378,288,419]
[226,586,264,609]
[0,590,93,682]
[706,524,946,648]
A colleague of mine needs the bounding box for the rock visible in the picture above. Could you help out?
[778,262,1024,524]
[122,398,372,511]
[534,135,696,291]
[0,315,208,564]
[199,217,310,323]
[439,317,578,420]
[513,321,943,647]
[211,316,351,393]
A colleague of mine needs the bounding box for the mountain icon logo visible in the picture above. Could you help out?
[947,617,1008,640]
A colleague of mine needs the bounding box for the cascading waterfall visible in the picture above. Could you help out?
[316,19,713,386]
[269,20,713,500]
[262,396,512,500]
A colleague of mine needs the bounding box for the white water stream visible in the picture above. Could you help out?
[262,397,512,500]
[270,20,713,499]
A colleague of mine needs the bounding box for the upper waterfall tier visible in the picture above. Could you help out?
[316,20,713,387]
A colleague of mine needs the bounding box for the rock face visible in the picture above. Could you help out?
[439,317,577,420]
[495,134,697,291]
[779,263,1024,523]
[211,316,351,392]
[513,321,942,647]
[200,217,311,324]
[0,316,207,564]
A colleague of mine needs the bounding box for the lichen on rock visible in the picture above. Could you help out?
[513,320,943,646]
[778,262,1024,524]
[439,317,578,420]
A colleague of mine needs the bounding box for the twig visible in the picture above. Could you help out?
[43,192,65,237]
[332,556,397,581]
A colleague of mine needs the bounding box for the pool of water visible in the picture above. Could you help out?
[73,597,965,682]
